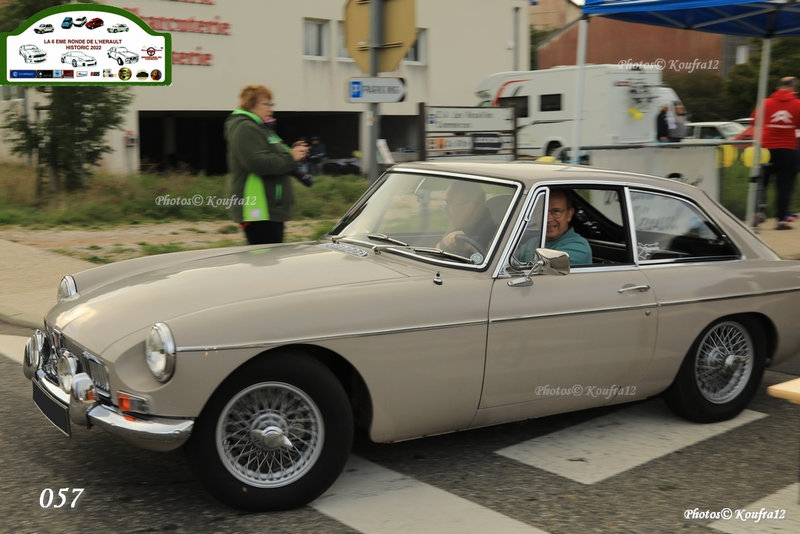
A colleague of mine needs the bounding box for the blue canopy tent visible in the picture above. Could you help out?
[576,0,800,227]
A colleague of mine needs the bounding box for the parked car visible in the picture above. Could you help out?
[73,16,87,27]
[85,17,103,29]
[682,121,747,141]
[107,23,128,33]
[23,161,800,511]
[61,16,73,29]
[107,46,139,65]
[60,51,97,67]
[33,23,54,34]
[19,44,46,63]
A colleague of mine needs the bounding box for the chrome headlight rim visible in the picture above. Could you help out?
[145,322,176,383]
[57,275,78,303]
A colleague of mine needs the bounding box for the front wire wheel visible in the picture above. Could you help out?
[188,353,353,511]
[664,316,765,423]
[216,381,323,489]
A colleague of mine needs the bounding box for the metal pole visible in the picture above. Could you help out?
[513,6,520,71]
[746,38,770,230]
[570,17,588,164]
[368,0,383,183]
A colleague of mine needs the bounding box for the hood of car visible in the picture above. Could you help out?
[50,242,423,354]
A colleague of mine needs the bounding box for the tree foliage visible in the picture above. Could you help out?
[1,0,131,192]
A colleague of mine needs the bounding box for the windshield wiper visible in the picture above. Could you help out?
[367,233,408,247]
[372,244,475,264]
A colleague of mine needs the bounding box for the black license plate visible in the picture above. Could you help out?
[32,380,71,436]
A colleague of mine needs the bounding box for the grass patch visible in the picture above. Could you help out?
[0,163,369,228]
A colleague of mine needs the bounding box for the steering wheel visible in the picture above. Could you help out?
[453,234,487,261]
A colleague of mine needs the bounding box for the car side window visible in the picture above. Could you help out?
[511,186,632,267]
[630,190,739,262]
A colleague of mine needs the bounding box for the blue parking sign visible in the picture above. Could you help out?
[349,80,363,99]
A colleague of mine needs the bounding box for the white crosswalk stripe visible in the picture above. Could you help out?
[313,455,550,534]
[496,400,767,484]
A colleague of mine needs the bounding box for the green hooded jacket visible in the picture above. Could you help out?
[224,109,297,223]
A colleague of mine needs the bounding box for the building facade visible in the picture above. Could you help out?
[1,0,531,175]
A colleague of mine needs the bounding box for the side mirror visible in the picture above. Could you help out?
[508,248,570,287]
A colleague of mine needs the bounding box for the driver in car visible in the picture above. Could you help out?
[438,181,496,259]
[518,188,592,265]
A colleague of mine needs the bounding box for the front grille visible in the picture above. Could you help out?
[79,352,110,393]
[43,328,111,396]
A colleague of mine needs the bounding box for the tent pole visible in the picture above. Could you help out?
[571,16,589,164]
[747,38,771,230]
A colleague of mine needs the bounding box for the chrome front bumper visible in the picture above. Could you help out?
[24,330,193,452]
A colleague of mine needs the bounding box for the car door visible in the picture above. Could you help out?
[480,185,657,421]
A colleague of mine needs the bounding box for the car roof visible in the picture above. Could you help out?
[390,161,702,196]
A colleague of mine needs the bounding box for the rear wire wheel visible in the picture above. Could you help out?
[664,316,765,423]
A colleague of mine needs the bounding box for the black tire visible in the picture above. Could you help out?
[187,352,353,511]
[117,57,123,66]
[664,316,765,423]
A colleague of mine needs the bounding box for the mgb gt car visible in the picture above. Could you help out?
[23,161,800,511]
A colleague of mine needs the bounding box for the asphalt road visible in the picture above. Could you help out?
[2,319,799,534]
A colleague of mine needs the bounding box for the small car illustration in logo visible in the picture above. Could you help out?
[62,17,73,29]
[19,44,47,63]
[107,46,139,65]
[33,24,54,34]
[107,23,129,33]
[73,16,87,27]
[86,18,104,29]
[61,51,97,67]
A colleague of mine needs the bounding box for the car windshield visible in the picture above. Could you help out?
[330,171,517,266]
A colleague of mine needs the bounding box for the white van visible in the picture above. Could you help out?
[475,65,682,157]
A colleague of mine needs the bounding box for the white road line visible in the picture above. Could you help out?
[0,334,26,364]
[709,483,800,534]
[496,400,767,484]
[313,455,550,534]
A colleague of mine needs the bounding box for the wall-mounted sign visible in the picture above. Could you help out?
[1,4,171,86]
[419,104,516,161]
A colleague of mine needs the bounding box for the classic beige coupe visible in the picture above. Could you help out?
[23,161,800,511]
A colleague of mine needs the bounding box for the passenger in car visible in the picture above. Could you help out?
[518,188,593,265]
[438,181,496,258]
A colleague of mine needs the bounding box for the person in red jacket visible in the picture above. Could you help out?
[752,76,800,229]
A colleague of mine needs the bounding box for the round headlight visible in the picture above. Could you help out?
[57,275,78,303]
[145,322,176,383]
[56,351,79,393]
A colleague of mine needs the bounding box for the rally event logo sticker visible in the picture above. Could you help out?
[1,4,171,86]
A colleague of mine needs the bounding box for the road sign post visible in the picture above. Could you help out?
[344,0,416,182]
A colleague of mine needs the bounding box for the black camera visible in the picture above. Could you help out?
[292,168,314,187]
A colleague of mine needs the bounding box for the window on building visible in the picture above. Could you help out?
[2,86,24,101]
[336,21,351,59]
[304,19,328,58]
[404,29,424,63]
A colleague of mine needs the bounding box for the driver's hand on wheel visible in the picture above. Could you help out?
[438,230,478,255]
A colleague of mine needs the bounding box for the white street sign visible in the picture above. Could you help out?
[348,77,406,103]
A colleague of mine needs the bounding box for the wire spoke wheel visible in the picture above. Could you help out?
[694,321,754,404]
[216,381,324,488]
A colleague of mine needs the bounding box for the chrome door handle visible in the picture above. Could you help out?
[618,284,651,293]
